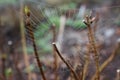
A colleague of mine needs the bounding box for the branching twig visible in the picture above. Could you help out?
[91,42,120,80]
[52,43,79,80]
[83,15,100,80]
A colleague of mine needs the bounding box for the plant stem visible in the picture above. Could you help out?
[25,6,46,80]
[84,15,100,80]
[20,2,31,80]
[52,43,79,80]
[32,34,46,80]
[82,44,90,80]
[91,42,120,80]
[88,24,100,80]
[51,24,59,80]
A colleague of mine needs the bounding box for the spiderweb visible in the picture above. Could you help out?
[24,1,120,74]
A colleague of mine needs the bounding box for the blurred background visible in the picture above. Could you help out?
[0,0,120,80]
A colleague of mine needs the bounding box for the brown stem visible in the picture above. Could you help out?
[25,6,46,80]
[32,36,46,80]
[51,24,58,80]
[116,69,120,80]
[84,15,100,80]
[81,68,84,80]
[88,25,100,80]
[20,2,31,80]
[52,43,79,80]
[91,42,120,80]
[82,44,90,80]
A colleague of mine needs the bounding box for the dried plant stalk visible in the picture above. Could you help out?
[91,42,120,80]
[88,23,100,80]
[82,44,90,80]
[20,2,31,80]
[116,69,120,80]
[84,15,100,80]
[52,43,79,80]
[51,24,58,80]
[100,42,120,72]
[24,6,46,80]
[75,45,84,80]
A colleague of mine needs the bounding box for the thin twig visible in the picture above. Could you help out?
[75,45,84,80]
[20,2,32,80]
[52,43,79,80]
[24,6,46,80]
[116,69,120,80]
[82,44,90,80]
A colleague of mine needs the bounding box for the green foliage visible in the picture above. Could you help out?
[48,16,60,28]
[24,64,35,73]
[58,2,76,11]
[26,46,34,54]
[5,68,12,77]
[29,2,86,54]
[66,19,86,29]
[0,0,17,4]
[34,23,52,54]
[114,20,120,26]
[36,32,52,54]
